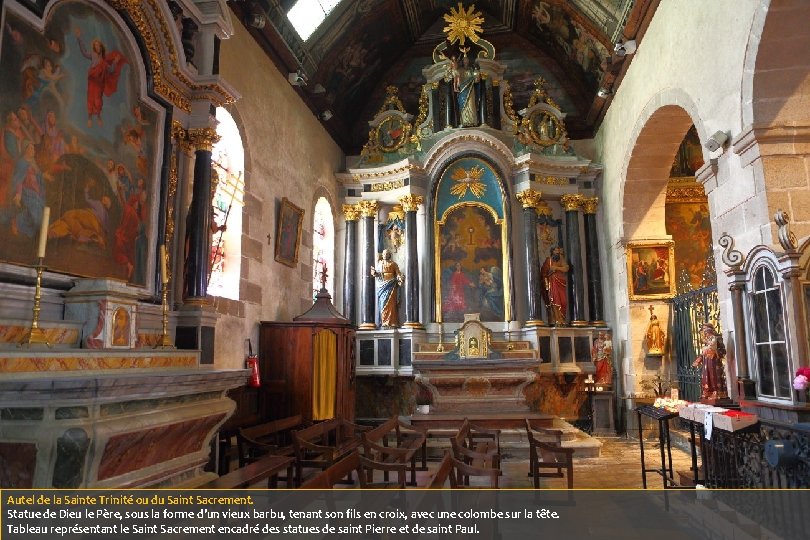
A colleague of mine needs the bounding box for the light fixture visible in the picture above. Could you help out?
[246,12,266,29]
[288,70,307,86]
[597,87,612,98]
[319,110,333,121]
[704,130,729,152]
[614,39,636,57]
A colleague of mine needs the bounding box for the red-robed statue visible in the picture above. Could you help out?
[692,323,728,400]
[540,246,569,325]
[74,27,128,128]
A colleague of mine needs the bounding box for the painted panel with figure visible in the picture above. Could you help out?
[0,2,163,287]
[665,201,713,288]
[438,204,504,322]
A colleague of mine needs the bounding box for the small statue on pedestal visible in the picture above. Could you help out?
[645,305,666,356]
[592,330,613,385]
[692,323,728,401]
[370,249,403,328]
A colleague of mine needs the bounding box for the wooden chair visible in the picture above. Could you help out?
[428,451,456,488]
[449,456,501,488]
[525,418,575,489]
[236,414,304,467]
[299,450,407,489]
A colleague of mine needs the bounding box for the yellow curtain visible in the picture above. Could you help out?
[312,329,337,420]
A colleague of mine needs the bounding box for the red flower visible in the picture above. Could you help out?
[797,367,810,378]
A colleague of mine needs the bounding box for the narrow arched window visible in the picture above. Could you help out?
[209,108,244,300]
[750,266,790,398]
[312,197,334,299]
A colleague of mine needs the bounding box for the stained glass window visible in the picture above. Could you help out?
[312,197,334,300]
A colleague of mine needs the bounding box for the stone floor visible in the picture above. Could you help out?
[412,436,696,489]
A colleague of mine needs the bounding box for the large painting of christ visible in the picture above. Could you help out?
[438,204,504,322]
[0,2,162,287]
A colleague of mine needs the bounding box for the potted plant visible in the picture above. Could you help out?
[415,387,433,414]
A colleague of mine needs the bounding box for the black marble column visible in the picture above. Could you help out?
[517,189,544,326]
[342,204,360,325]
[183,128,218,299]
[561,194,586,326]
[582,197,605,325]
[400,195,424,328]
[358,200,378,329]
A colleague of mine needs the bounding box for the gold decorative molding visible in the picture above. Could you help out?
[370,179,406,192]
[358,200,379,218]
[351,164,414,181]
[502,83,519,131]
[164,151,178,283]
[532,175,569,186]
[536,201,553,217]
[581,197,599,214]
[516,189,543,209]
[666,184,706,203]
[342,204,361,221]
[186,127,220,152]
[399,194,424,212]
[443,3,484,45]
[560,194,584,212]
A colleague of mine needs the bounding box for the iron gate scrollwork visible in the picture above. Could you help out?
[672,255,720,402]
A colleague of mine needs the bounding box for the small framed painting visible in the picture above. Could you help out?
[274,198,304,267]
[626,240,676,300]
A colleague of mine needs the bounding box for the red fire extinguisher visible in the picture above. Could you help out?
[246,339,261,388]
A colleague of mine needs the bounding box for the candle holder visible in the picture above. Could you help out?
[21,258,51,348]
[436,322,444,352]
[154,281,174,349]
[505,321,514,351]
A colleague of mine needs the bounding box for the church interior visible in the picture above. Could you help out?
[1,0,809,493]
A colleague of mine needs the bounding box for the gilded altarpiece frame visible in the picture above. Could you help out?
[433,157,511,323]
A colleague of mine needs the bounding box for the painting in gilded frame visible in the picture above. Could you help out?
[275,197,304,268]
[438,204,504,322]
[626,241,675,300]
[0,1,164,287]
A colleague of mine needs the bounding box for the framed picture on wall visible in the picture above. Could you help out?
[626,240,676,300]
[274,198,304,267]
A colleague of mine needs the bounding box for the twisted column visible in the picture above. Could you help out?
[516,189,545,326]
[400,195,424,328]
[342,204,360,325]
[561,194,586,325]
[358,200,378,330]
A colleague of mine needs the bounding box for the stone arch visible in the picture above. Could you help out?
[741,0,810,127]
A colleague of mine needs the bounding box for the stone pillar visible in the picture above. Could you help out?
[342,204,360,325]
[400,195,424,328]
[516,189,545,326]
[183,127,219,300]
[561,194,586,326]
[727,271,754,399]
[358,200,378,330]
[582,197,606,326]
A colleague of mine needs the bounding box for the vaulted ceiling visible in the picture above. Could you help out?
[230,0,658,154]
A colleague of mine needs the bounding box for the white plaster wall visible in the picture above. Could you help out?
[594,0,762,396]
[212,22,344,369]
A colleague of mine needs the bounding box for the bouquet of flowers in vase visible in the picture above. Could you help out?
[794,367,810,396]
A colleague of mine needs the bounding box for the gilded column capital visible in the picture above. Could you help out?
[171,121,194,155]
[186,127,220,152]
[342,204,361,221]
[581,196,599,214]
[516,189,543,209]
[536,201,553,217]
[560,194,584,212]
[399,194,424,212]
[358,200,378,218]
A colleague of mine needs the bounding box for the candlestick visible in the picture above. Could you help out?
[21,257,51,348]
[160,244,169,285]
[37,206,50,258]
[154,280,174,349]
[436,322,444,352]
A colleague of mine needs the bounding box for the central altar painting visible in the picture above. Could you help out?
[435,157,508,323]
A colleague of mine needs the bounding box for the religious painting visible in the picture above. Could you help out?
[670,126,704,177]
[0,1,163,287]
[274,197,304,268]
[626,241,676,300]
[376,115,408,152]
[665,199,713,288]
[111,306,130,347]
[438,204,505,322]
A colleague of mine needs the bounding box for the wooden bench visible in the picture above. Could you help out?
[525,418,574,489]
[428,451,456,488]
[292,417,371,486]
[300,450,407,489]
[361,416,427,486]
[236,414,305,468]
[199,454,295,489]
[449,418,501,487]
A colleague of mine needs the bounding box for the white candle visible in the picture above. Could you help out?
[37,206,50,259]
[160,245,169,284]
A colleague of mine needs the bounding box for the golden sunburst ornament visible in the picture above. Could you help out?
[443,3,484,46]
[450,165,487,199]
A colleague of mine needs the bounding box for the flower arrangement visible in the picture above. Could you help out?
[793,367,810,394]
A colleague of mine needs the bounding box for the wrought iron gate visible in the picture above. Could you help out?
[672,258,720,402]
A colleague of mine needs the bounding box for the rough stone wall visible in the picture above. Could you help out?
[212,23,343,368]
[594,0,762,397]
